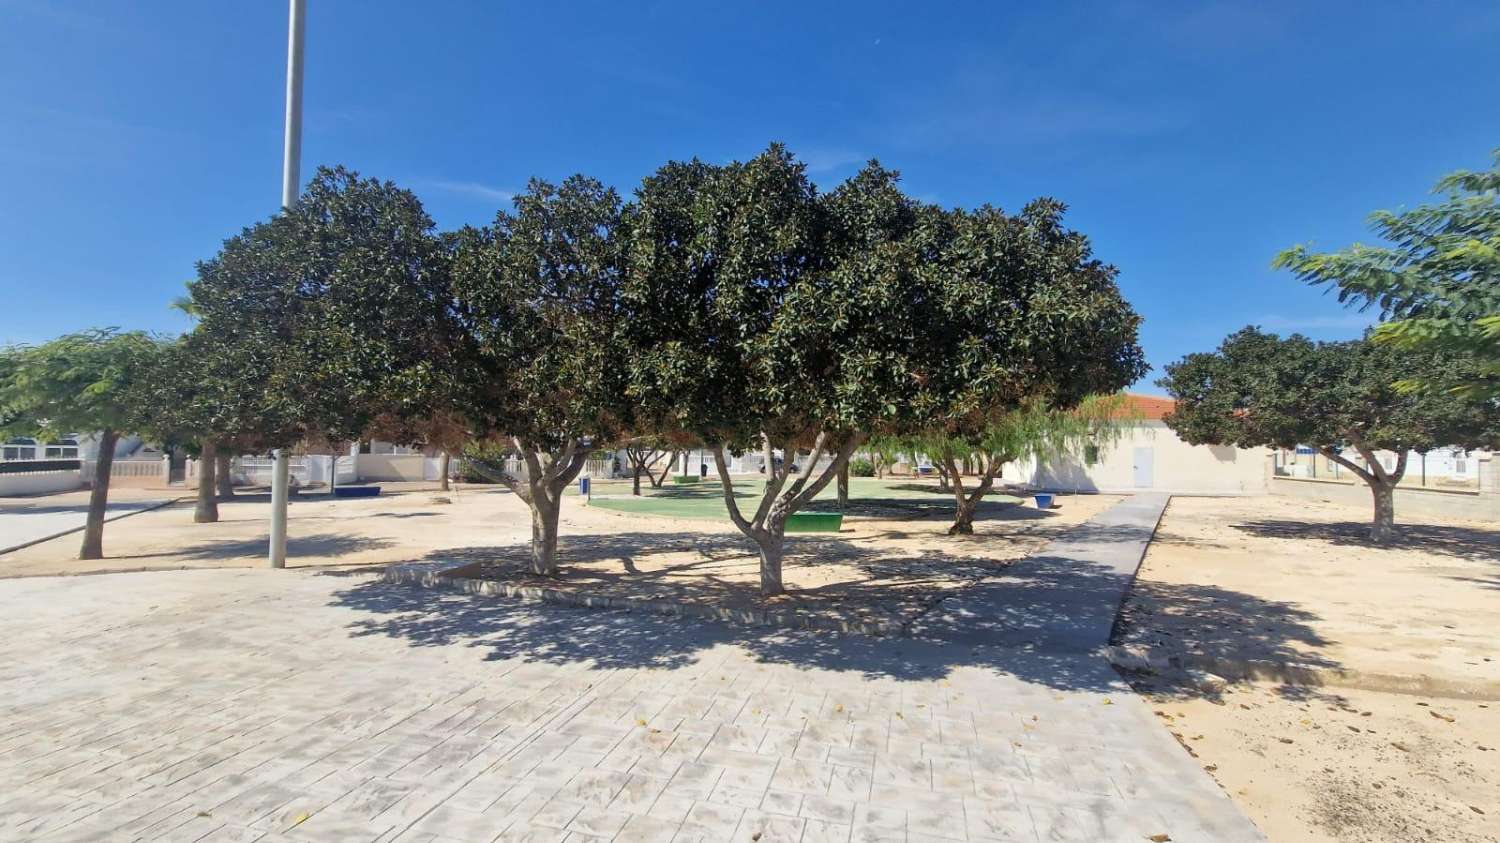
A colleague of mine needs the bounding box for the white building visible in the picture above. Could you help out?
[1011,394,1269,494]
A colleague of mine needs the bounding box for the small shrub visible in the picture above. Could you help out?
[849,457,875,477]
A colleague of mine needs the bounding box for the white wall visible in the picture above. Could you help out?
[356,454,428,482]
[0,470,83,497]
[1024,421,1268,493]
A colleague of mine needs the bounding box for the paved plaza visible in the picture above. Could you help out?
[0,496,1262,842]
[0,491,173,555]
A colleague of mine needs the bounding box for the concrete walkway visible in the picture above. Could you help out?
[0,495,173,556]
[911,494,1170,653]
[0,492,1263,842]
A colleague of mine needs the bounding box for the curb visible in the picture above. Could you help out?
[1105,644,1500,701]
[381,560,907,636]
[0,497,184,557]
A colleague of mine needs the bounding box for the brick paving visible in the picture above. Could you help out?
[0,497,1261,842]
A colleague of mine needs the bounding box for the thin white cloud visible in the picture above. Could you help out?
[799,148,866,174]
[1255,313,1374,332]
[419,180,515,204]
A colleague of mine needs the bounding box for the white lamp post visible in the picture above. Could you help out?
[269,0,305,569]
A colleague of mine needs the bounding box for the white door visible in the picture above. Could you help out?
[1132,447,1154,488]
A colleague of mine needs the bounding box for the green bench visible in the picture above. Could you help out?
[785,512,843,533]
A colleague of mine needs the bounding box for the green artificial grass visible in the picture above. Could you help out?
[579,476,1021,522]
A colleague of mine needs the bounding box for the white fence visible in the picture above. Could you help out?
[82,458,168,487]
[0,470,82,496]
[229,454,447,486]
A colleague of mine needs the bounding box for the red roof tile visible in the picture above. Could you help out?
[1121,393,1175,421]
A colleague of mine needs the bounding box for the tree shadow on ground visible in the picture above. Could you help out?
[421,531,1013,630]
[110,533,396,562]
[1231,519,1500,561]
[1111,575,1338,702]
[327,525,1337,697]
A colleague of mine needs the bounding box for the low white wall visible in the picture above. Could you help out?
[1270,476,1500,522]
[0,470,83,497]
[356,454,428,482]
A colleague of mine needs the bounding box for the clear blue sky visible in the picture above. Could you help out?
[3,1,1498,393]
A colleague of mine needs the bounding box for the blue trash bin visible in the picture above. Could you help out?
[579,476,591,496]
[1034,493,1054,509]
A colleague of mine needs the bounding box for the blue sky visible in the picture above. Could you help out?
[3,1,1498,393]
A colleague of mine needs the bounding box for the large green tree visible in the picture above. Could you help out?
[186,166,456,454]
[1159,327,1497,543]
[908,197,1147,534]
[1275,151,1500,398]
[623,149,937,595]
[129,331,297,523]
[449,176,628,575]
[0,330,161,559]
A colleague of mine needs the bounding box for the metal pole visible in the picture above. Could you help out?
[269,0,305,570]
[280,0,305,210]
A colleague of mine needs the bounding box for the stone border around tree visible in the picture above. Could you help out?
[380,559,910,637]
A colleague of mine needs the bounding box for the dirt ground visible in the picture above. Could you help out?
[0,479,1116,628]
[1121,494,1500,842]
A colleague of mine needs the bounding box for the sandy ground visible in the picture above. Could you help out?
[1133,680,1498,843]
[1122,494,1500,689]
[1120,494,1500,843]
[0,479,1116,628]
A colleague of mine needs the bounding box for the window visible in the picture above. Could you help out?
[1084,444,1100,466]
[3,437,37,461]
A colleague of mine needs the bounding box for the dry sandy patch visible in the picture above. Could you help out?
[1120,494,1500,842]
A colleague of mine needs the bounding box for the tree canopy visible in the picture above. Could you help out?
[1159,326,1498,542]
[186,165,456,448]
[448,175,629,574]
[621,145,1146,593]
[1275,150,1500,398]
[0,329,162,558]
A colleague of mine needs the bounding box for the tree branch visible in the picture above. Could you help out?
[781,430,829,502]
[1320,445,1373,485]
[1389,448,1409,485]
[1352,444,1389,484]
[515,436,544,482]
[790,433,866,510]
[553,445,589,488]
[712,446,756,536]
[752,433,789,527]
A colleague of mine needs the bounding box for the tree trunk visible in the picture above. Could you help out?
[529,496,561,576]
[836,462,849,510]
[632,468,642,496]
[756,531,785,596]
[650,453,674,488]
[194,442,219,523]
[949,497,977,535]
[80,429,118,560]
[1369,480,1396,544]
[439,451,451,492]
[215,451,234,499]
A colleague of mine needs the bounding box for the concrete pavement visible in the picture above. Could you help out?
[0,508,1263,843]
[0,493,175,556]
